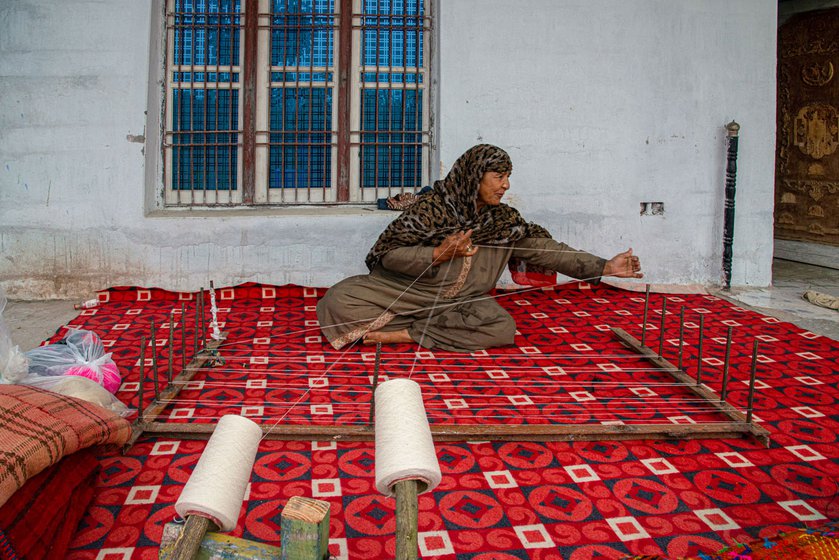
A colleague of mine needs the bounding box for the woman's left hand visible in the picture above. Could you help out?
[602,248,643,278]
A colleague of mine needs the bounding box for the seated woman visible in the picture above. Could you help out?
[317,144,643,352]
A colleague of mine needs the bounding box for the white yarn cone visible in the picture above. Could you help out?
[175,414,263,531]
[374,378,442,496]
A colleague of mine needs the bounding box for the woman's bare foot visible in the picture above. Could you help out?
[363,329,413,345]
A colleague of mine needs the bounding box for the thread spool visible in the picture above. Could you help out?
[375,379,441,560]
[375,378,441,495]
[172,414,262,559]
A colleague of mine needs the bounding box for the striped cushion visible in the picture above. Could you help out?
[0,384,131,507]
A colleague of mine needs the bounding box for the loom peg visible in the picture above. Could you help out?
[159,521,281,559]
[280,496,331,560]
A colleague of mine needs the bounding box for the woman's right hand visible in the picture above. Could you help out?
[432,230,478,263]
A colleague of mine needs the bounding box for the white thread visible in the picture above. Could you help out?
[175,414,262,531]
[374,379,441,496]
[209,283,224,341]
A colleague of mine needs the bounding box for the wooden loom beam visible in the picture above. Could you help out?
[610,327,770,446]
[126,338,225,449]
[139,419,762,443]
[128,329,770,447]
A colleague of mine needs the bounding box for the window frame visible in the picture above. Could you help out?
[157,0,434,208]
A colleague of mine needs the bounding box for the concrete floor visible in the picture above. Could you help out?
[1,259,837,352]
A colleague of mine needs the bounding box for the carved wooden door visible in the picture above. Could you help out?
[776,9,839,246]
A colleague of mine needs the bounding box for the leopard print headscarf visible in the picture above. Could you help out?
[365,144,550,270]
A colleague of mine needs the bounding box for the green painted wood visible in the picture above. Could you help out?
[280,496,330,560]
[160,521,281,560]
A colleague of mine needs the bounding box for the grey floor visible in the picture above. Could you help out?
[2,259,838,352]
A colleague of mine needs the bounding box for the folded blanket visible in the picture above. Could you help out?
[0,384,131,507]
[0,447,100,560]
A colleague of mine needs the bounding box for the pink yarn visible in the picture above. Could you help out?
[64,362,121,394]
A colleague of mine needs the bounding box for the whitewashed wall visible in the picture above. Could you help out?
[0,0,777,299]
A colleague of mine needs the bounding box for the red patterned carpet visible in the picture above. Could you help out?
[59,282,838,559]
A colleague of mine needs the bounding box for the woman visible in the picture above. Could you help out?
[317,144,642,352]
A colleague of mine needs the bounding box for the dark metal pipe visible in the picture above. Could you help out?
[150,319,160,401]
[368,343,383,426]
[138,336,146,414]
[746,339,759,424]
[658,297,667,357]
[722,121,740,290]
[721,326,733,401]
[641,284,650,347]
[696,315,705,385]
[181,302,187,372]
[678,306,685,371]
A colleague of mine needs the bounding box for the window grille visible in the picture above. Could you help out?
[163,0,432,206]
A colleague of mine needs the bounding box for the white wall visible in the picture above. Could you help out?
[438,0,777,287]
[0,0,777,299]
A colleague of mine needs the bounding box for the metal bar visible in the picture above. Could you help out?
[181,302,187,372]
[746,339,759,424]
[722,121,740,289]
[202,0,210,201]
[611,327,770,446]
[242,0,258,203]
[292,0,301,202]
[696,314,704,385]
[641,284,650,347]
[336,0,352,201]
[721,325,733,401]
[307,0,315,201]
[189,0,197,201]
[150,319,160,400]
[657,296,667,357]
[368,342,382,426]
[167,313,174,385]
[193,295,200,356]
[138,336,146,414]
[199,287,207,347]
[678,306,685,371]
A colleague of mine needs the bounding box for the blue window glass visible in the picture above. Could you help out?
[271,0,334,76]
[173,0,241,67]
[171,0,241,192]
[360,89,422,189]
[359,0,425,190]
[269,88,332,189]
[172,88,239,191]
[361,0,423,68]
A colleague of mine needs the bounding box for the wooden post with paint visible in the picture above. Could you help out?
[280,496,331,560]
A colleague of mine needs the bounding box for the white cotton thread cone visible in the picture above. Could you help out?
[175,414,263,531]
[374,378,442,496]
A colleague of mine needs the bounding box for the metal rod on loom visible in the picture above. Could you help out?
[150,319,160,401]
[138,336,146,414]
[641,284,650,347]
[368,343,382,426]
[658,297,667,357]
[180,302,187,372]
[167,315,174,385]
[202,286,208,347]
[746,339,759,424]
[720,326,733,401]
[193,294,200,356]
[696,314,704,385]
[678,306,685,371]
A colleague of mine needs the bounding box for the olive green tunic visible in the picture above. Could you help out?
[317,238,606,353]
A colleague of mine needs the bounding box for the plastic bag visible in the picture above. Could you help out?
[25,329,121,393]
[19,375,132,418]
[0,287,29,384]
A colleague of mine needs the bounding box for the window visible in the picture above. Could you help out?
[163,0,432,206]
